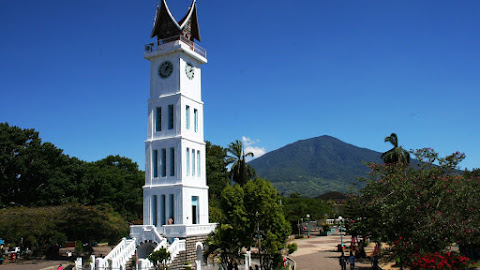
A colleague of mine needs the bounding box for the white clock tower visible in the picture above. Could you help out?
[129,0,215,268]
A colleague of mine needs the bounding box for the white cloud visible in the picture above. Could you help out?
[242,136,266,161]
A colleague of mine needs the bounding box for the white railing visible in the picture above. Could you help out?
[130,225,166,245]
[144,35,207,59]
[89,255,95,270]
[167,238,186,263]
[162,223,217,238]
[137,258,154,270]
[75,257,82,270]
[103,237,137,270]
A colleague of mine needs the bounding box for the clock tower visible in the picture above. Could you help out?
[129,0,215,268]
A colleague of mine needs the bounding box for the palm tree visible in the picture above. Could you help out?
[226,140,255,186]
[381,133,410,165]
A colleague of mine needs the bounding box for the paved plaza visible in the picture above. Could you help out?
[289,232,376,270]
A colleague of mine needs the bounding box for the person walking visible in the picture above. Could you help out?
[348,251,355,270]
[372,254,379,270]
[339,252,347,270]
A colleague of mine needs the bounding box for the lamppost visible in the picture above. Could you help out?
[306,214,311,238]
[338,216,344,250]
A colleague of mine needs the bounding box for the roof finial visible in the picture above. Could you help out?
[150,0,201,42]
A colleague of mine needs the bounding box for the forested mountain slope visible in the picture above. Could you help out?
[249,135,383,197]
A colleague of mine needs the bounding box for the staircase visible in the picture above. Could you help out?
[95,237,137,270]
[95,225,186,270]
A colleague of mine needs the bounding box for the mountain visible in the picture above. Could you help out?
[248,135,383,197]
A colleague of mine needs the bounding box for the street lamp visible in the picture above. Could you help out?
[338,216,344,250]
[306,214,311,238]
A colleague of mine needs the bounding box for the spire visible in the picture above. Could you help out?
[151,0,201,42]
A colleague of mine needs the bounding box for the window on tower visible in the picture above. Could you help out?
[161,148,167,177]
[170,147,175,176]
[197,150,201,177]
[192,196,199,224]
[153,150,158,178]
[155,107,162,132]
[169,194,174,223]
[168,104,174,130]
[186,147,190,176]
[152,195,158,226]
[192,148,195,176]
[186,105,190,130]
[161,194,166,226]
[194,109,198,132]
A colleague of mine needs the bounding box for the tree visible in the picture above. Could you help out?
[83,155,144,222]
[226,140,255,186]
[380,133,410,164]
[0,123,145,223]
[0,204,129,255]
[206,141,229,203]
[205,185,247,270]
[205,178,290,270]
[147,248,171,270]
[243,178,291,270]
[0,123,83,207]
[349,148,477,269]
[283,196,332,234]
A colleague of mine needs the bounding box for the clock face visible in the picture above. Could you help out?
[185,63,195,80]
[158,61,173,79]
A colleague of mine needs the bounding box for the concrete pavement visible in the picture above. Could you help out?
[289,233,376,270]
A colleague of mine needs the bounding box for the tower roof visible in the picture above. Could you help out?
[151,0,201,42]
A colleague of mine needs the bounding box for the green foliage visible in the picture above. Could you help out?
[243,179,291,261]
[226,140,255,186]
[0,204,128,255]
[0,123,144,222]
[83,155,144,222]
[282,196,332,233]
[75,240,84,254]
[206,141,229,204]
[0,122,84,207]
[147,248,171,270]
[381,133,410,164]
[349,148,479,267]
[206,178,290,270]
[287,243,297,254]
[208,204,223,223]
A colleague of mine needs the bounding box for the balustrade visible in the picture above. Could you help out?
[144,35,207,59]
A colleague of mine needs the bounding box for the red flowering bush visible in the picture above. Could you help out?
[410,252,469,270]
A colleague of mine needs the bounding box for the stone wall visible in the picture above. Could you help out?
[169,235,208,270]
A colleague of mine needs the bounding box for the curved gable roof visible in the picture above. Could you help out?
[151,0,201,42]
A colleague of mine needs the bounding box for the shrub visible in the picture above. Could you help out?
[287,243,298,254]
[410,252,469,270]
[75,240,84,255]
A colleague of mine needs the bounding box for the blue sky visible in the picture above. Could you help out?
[1,0,479,170]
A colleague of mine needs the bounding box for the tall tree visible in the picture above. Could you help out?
[226,140,255,186]
[205,141,229,202]
[0,123,144,222]
[381,133,410,164]
[243,178,291,270]
[0,123,81,207]
[205,179,290,270]
[204,185,247,270]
